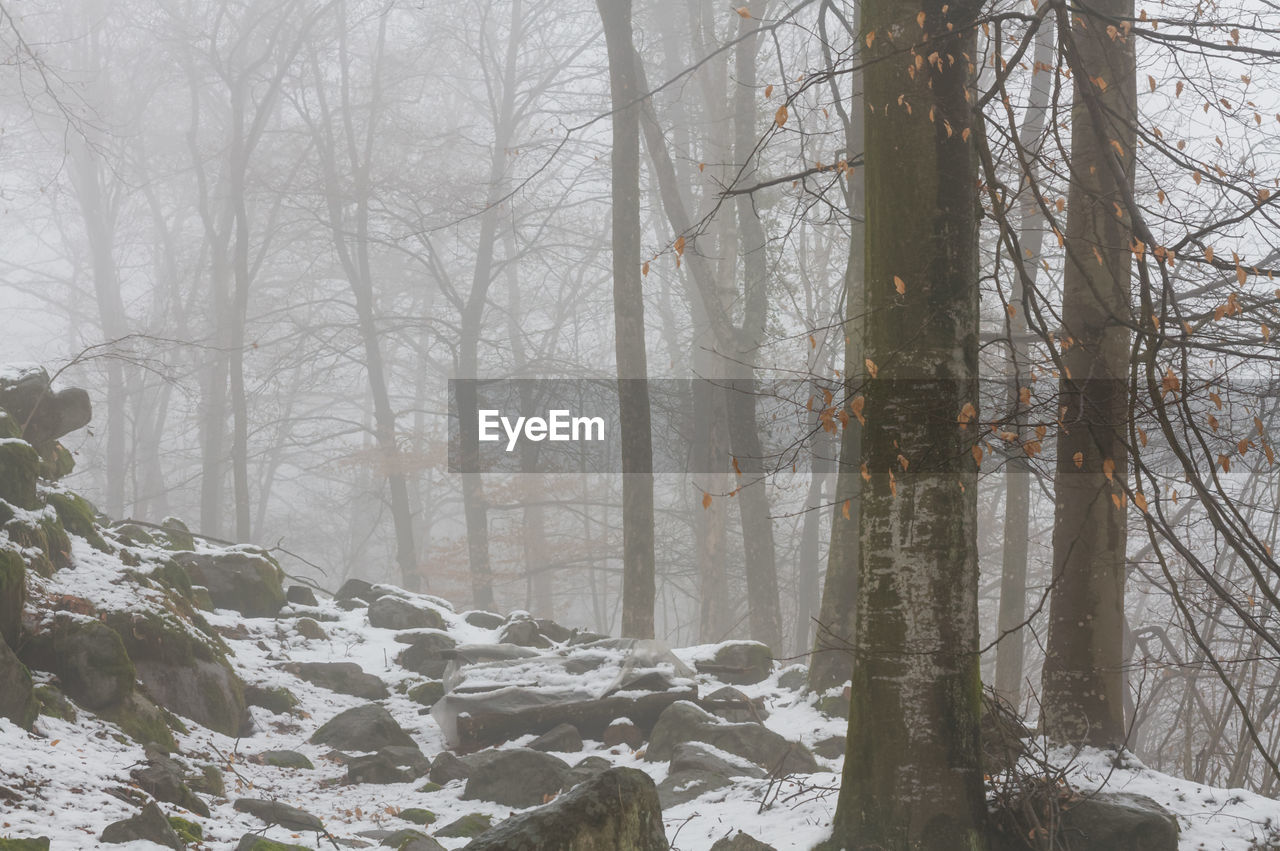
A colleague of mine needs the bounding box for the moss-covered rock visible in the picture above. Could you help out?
[20,615,136,710]
[112,523,156,547]
[400,808,437,826]
[36,440,74,480]
[45,491,109,551]
[167,816,202,844]
[234,837,310,851]
[173,549,286,618]
[0,547,25,648]
[435,813,493,839]
[4,511,72,577]
[103,692,178,752]
[0,838,50,850]
[245,684,298,715]
[0,439,39,510]
[102,609,249,737]
[157,517,195,551]
[189,764,225,798]
[0,639,38,729]
[33,684,76,721]
[150,559,195,601]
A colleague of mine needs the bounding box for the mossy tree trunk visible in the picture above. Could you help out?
[829,0,987,845]
[1041,0,1136,748]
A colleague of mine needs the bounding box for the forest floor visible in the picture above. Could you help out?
[3,534,1280,849]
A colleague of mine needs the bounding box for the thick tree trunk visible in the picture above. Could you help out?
[597,0,655,639]
[828,0,986,844]
[1041,0,1137,747]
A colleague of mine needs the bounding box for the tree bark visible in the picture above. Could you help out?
[1041,0,1137,747]
[828,0,987,844]
[597,0,656,639]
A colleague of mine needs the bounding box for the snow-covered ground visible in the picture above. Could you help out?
[4,534,1280,849]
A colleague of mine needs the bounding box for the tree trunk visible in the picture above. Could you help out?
[1041,0,1136,748]
[793,415,833,656]
[828,0,986,844]
[994,23,1055,707]
[597,0,655,639]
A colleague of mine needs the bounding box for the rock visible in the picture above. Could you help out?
[173,550,286,618]
[396,631,458,677]
[658,769,731,807]
[347,752,414,784]
[436,813,493,839]
[433,675,695,751]
[398,838,447,851]
[310,703,416,751]
[284,661,388,700]
[32,683,75,722]
[645,701,818,774]
[669,742,766,779]
[463,610,505,629]
[409,680,445,708]
[130,751,210,816]
[286,584,318,606]
[103,692,178,751]
[813,734,846,760]
[0,366,91,448]
[535,619,573,643]
[369,595,446,631]
[0,439,40,511]
[190,765,225,798]
[464,767,668,850]
[103,609,250,737]
[462,748,571,808]
[245,684,298,714]
[21,615,135,710]
[1055,792,1179,851]
[45,490,108,551]
[157,517,195,551]
[694,641,773,685]
[0,639,37,729]
[0,546,25,648]
[498,618,552,648]
[233,798,324,831]
[255,749,314,769]
[710,831,776,850]
[0,839,50,850]
[234,837,310,851]
[293,617,326,640]
[99,801,184,848]
[400,807,437,825]
[379,829,430,847]
[346,746,429,784]
[336,578,375,603]
[602,718,644,749]
[566,755,613,787]
[529,723,583,752]
[776,666,807,691]
[703,686,769,723]
[112,522,155,547]
[427,750,505,785]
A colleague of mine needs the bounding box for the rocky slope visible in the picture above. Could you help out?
[1,365,1278,850]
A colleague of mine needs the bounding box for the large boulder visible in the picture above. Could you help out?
[1056,792,1178,851]
[283,661,388,700]
[693,641,772,685]
[710,832,776,850]
[173,549,286,618]
[0,639,37,728]
[669,742,766,780]
[645,701,818,774]
[369,595,446,631]
[310,703,416,751]
[0,365,91,448]
[99,801,184,848]
[0,436,39,511]
[462,748,571,808]
[103,610,250,737]
[20,615,136,710]
[463,767,668,850]
[396,631,458,677]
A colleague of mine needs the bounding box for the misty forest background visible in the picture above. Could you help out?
[3,0,1280,837]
